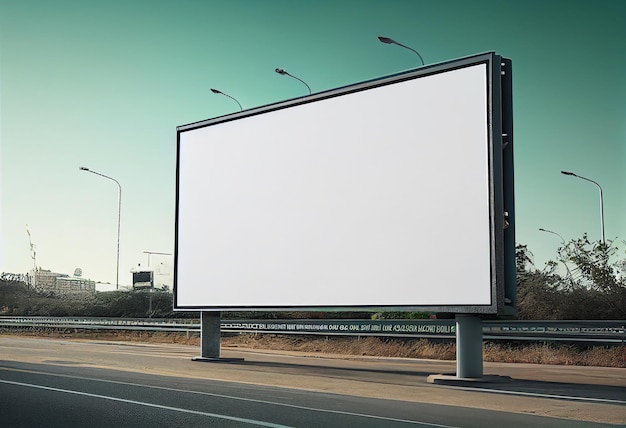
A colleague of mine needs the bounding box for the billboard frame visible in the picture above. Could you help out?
[175,52,514,315]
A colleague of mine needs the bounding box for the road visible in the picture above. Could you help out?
[0,336,624,427]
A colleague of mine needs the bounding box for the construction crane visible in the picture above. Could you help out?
[25,224,37,288]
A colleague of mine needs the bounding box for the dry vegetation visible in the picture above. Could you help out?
[5,329,625,368]
[221,334,626,368]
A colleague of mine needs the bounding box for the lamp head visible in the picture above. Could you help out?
[79,167,89,171]
[275,68,287,75]
[378,36,396,45]
[210,88,222,94]
[561,171,575,176]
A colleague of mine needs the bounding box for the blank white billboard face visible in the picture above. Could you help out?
[176,57,500,311]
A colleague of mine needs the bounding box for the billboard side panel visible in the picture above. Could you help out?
[501,58,516,316]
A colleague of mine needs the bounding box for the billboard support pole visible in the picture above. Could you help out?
[455,314,483,378]
[193,311,243,362]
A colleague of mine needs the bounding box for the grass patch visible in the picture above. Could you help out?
[222,334,625,367]
[483,341,626,367]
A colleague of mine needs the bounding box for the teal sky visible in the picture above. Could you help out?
[1,0,624,289]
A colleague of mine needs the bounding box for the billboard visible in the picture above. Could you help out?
[175,52,514,314]
[132,271,154,289]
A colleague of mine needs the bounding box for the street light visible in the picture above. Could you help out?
[538,228,572,280]
[80,166,122,290]
[275,68,312,95]
[561,171,605,244]
[538,228,565,243]
[210,88,243,111]
[377,36,425,66]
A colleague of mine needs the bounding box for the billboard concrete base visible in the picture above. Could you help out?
[426,374,513,384]
[192,356,244,363]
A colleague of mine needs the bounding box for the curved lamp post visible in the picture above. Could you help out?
[210,88,243,111]
[538,227,565,244]
[80,167,121,290]
[377,36,425,66]
[275,68,312,95]
[539,227,573,281]
[561,171,605,244]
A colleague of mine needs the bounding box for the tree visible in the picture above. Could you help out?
[515,237,626,320]
[557,234,626,319]
[515,244,565,319]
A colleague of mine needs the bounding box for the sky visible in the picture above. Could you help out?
[1,0,624,290]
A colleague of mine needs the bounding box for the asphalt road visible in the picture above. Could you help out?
[0,336,624,427]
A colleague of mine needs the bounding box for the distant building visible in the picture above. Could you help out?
[55,276,96,293]
[30,268,63,290]
[29,268,96,295]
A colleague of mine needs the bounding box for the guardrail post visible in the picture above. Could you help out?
[456,314,483,378]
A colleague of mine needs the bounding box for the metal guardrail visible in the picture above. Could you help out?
[0,317,624,344]
[0,316,199,332]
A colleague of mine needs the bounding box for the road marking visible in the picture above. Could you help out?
[0,379,291,427]
[0,367,455,427]
[440,385,626,405]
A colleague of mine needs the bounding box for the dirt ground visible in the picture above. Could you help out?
[6,329,624,368]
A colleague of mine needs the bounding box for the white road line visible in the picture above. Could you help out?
[0,379,291,428]
[439,385,626,405]
[0,367,455,427]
